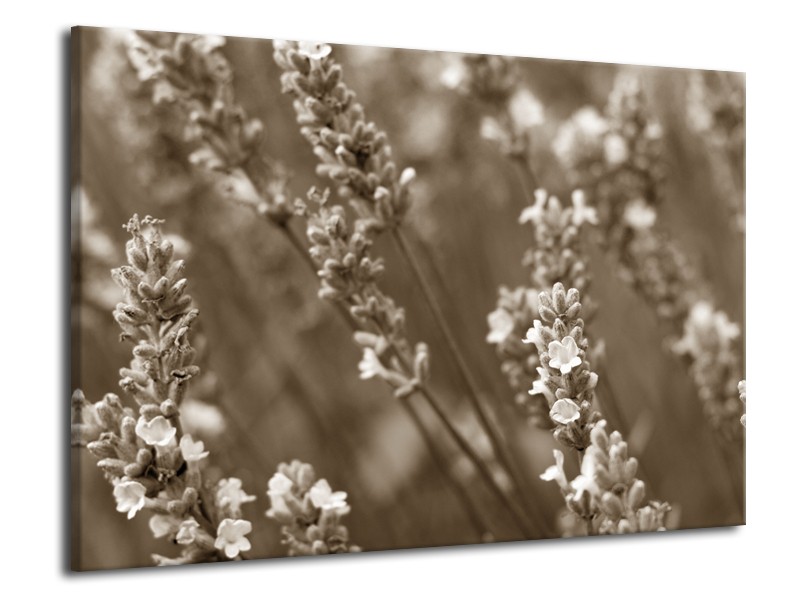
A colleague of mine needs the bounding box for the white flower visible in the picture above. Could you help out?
[113,480,146,519]
[547,336,582,374]
[623,198,657,230]
[522,319,545,349]
[216,478,256,516]
[440,57,468,90]
[571,450,600,501]
[529,367,556,402]
[309,479,350,515]
[540,449,570,492]
[180,398,225,438]
[570,190,598,227]
[644,121,663,140]
[573,106,610,138]
[192,35,226,54]
[125,35,162,82]
[176,518,200,545]
[552,107,608,168]
[214,519,252,559]
[480,116,507,143]
[268,472,294,495]
[399,167,417,186]
[135,416,177,447]
[266,472,294,519]
[674,301,740,356]
[487,308,515,344]
[149,514,176,538]
[519,189,548,226]
[712,311,741,346]
[296,41,332,60]
[358,348,389,380]
[180,434,209,462]
[603,132,629,166]
[509,88,544,130]
[528,377,549,397]
[549,398,581,425]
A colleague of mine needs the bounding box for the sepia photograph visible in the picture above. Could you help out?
[70,26,745,571]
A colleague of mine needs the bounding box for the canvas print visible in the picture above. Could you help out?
[70,26,745,571]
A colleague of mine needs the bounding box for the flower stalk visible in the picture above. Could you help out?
[273,41,538,528]
[125,33,496,539]
[72,215,258,565]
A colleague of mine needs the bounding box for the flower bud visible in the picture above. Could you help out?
[136,448,154,465]
[160,400,178,418]
[120,416,137,443]
[124,462,146,477]
[601,492,624,520]
[182,487,199,507]
[87,440,116,459]
[628,479,646,510]
[623,457,638,481]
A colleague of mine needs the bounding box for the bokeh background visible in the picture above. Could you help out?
[71,28,744,570]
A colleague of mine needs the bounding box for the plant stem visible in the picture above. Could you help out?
[575,449,596,536]
[282,218,496,538]
[390,226,537,529]
[510,152,539,203]
[228,164,531,539]
[400,395,491,541]
[372,324,531,538]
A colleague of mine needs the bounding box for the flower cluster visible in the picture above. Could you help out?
[72,215,255,565]
[442,54,543,158]
[297,188,429,399]
[488,190,597,428]
[673,302,745,436]
[552,73,708,322]
[518,189,596,293]
[272,40,415,232]
[522,283,600,450]
[686,71,745,153]
[126,31,292,222]
[685,71,745,232]
[553,73,744,434]
[553,74,666,253]
[266,460,359,556]
[541,420,670,535]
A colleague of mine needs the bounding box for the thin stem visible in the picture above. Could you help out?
[575,449,596,536]
[372,323,531,538]
[390,226,537,528]
[417,385,533,538]
[510,152,539,203]
[399,395,490,541]
[226,162,526,538]
[281,213,497,537]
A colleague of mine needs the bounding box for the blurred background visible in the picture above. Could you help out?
[71,28,744,570]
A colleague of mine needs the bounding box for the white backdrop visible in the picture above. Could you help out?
[0,0,794,597]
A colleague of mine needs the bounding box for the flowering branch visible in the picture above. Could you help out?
[554,72,744,438]
[297,188,534,538]
[126,33,508,541]
[266,460,360,555]
[274,40,540,534]
[525,282,670,535]
[126,31,293,223]
[72,215,258,566]
[441,53,543,195]
[487,190,598,429]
